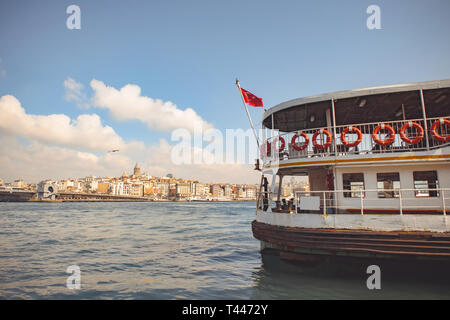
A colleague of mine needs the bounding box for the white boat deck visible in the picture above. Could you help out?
[256,210,450,233]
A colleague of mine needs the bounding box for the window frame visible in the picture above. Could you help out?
[376,172,401,199]
[343,173,365,198]
[413,171,439,198]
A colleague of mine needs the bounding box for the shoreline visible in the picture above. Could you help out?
[2,199,256,203]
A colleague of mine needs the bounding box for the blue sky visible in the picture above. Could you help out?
[0,0,449,182]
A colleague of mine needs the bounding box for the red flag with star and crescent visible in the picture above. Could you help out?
[240,88,263,107]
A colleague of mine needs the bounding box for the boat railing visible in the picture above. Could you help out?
[262,116,449,162]
[290,188,450,216]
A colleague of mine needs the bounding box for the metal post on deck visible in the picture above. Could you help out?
[360,192,364,216]
[323,191,327,215]
[420,89,430,150]
[276,175,283,210]
[442,189,447,216]
[399,190,403,216]
[331,99,337,155]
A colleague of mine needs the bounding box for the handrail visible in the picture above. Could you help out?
[266,116,449,139]
[290,188,449,216]
[262,116,450,162]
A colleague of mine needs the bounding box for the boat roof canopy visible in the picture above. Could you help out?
[263,79,450,132]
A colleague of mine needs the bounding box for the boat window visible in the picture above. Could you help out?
[377,172,400,198]
[343,173,365,198]
[413,171,439,197]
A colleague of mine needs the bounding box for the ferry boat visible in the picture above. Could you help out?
[253,79,450,265]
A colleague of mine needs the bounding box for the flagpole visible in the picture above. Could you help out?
[235,78,260,149]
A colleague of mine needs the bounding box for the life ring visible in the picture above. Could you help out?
[312,129,333,150]
[274,136,285,152]
[400,121,424,144]
[372,124,396,146]
[291,132,309,151]
[340,126,362,148]
[430,118,450,142]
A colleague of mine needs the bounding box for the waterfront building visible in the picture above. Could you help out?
[129,183,144,197]
[156,182,169,198]
[224,185,233,198]
[210,184,222,197]
[143,182,155,196]
[37,181,58,200]
[12,179,24,189]
[245,186,257,199]
[176,182,191,198]
[109,181,124,195]
[97,182,110,194]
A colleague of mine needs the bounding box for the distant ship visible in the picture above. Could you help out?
[252,79,450,266]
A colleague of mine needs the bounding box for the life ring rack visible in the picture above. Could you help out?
[291,132,309,151]
[400,121,424,144]
[276,136,286,152]
[372,124,396,146]
[340,126,363,148]
[430,118,450,142]
[312,129,333,150]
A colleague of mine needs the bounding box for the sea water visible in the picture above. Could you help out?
[1,201,450,299]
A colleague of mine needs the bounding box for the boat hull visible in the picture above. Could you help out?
[252,220,450,264]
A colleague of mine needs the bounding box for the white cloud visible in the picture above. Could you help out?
[0,136,260,184]
[0,91,259,184]
[0,136,133,183]
[0,95,124,152]
[64,77,89,108]
[90,79,214,133]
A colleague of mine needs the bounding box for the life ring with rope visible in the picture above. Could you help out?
[372,124,396,146]
[399,121,424,144]
[340,126,363,148]
[430,118,450,142]
[312,129,333,150]
[291,132,309,151]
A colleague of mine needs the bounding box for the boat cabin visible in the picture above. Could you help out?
[258,79,450,217]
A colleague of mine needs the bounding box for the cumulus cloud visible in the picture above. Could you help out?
[0,136,133,182]
[0,136,260,184]
[90,79,214,133]
[0,91,259,184]
[64,77,89,108]
[0,95,124,152]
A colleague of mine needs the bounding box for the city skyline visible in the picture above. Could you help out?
[0,161,309,202]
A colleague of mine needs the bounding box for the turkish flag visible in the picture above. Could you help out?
[240,88,263,107]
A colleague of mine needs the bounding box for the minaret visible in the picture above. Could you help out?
[134,162,141,176]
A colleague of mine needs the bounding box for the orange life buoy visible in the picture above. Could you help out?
[372,124,395,146]
[291,132,309,151]
[340,126,362,148]
[312,129,333,150]
[275,136,285,152]
[400,121,424,144]
[430,118,450,142]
